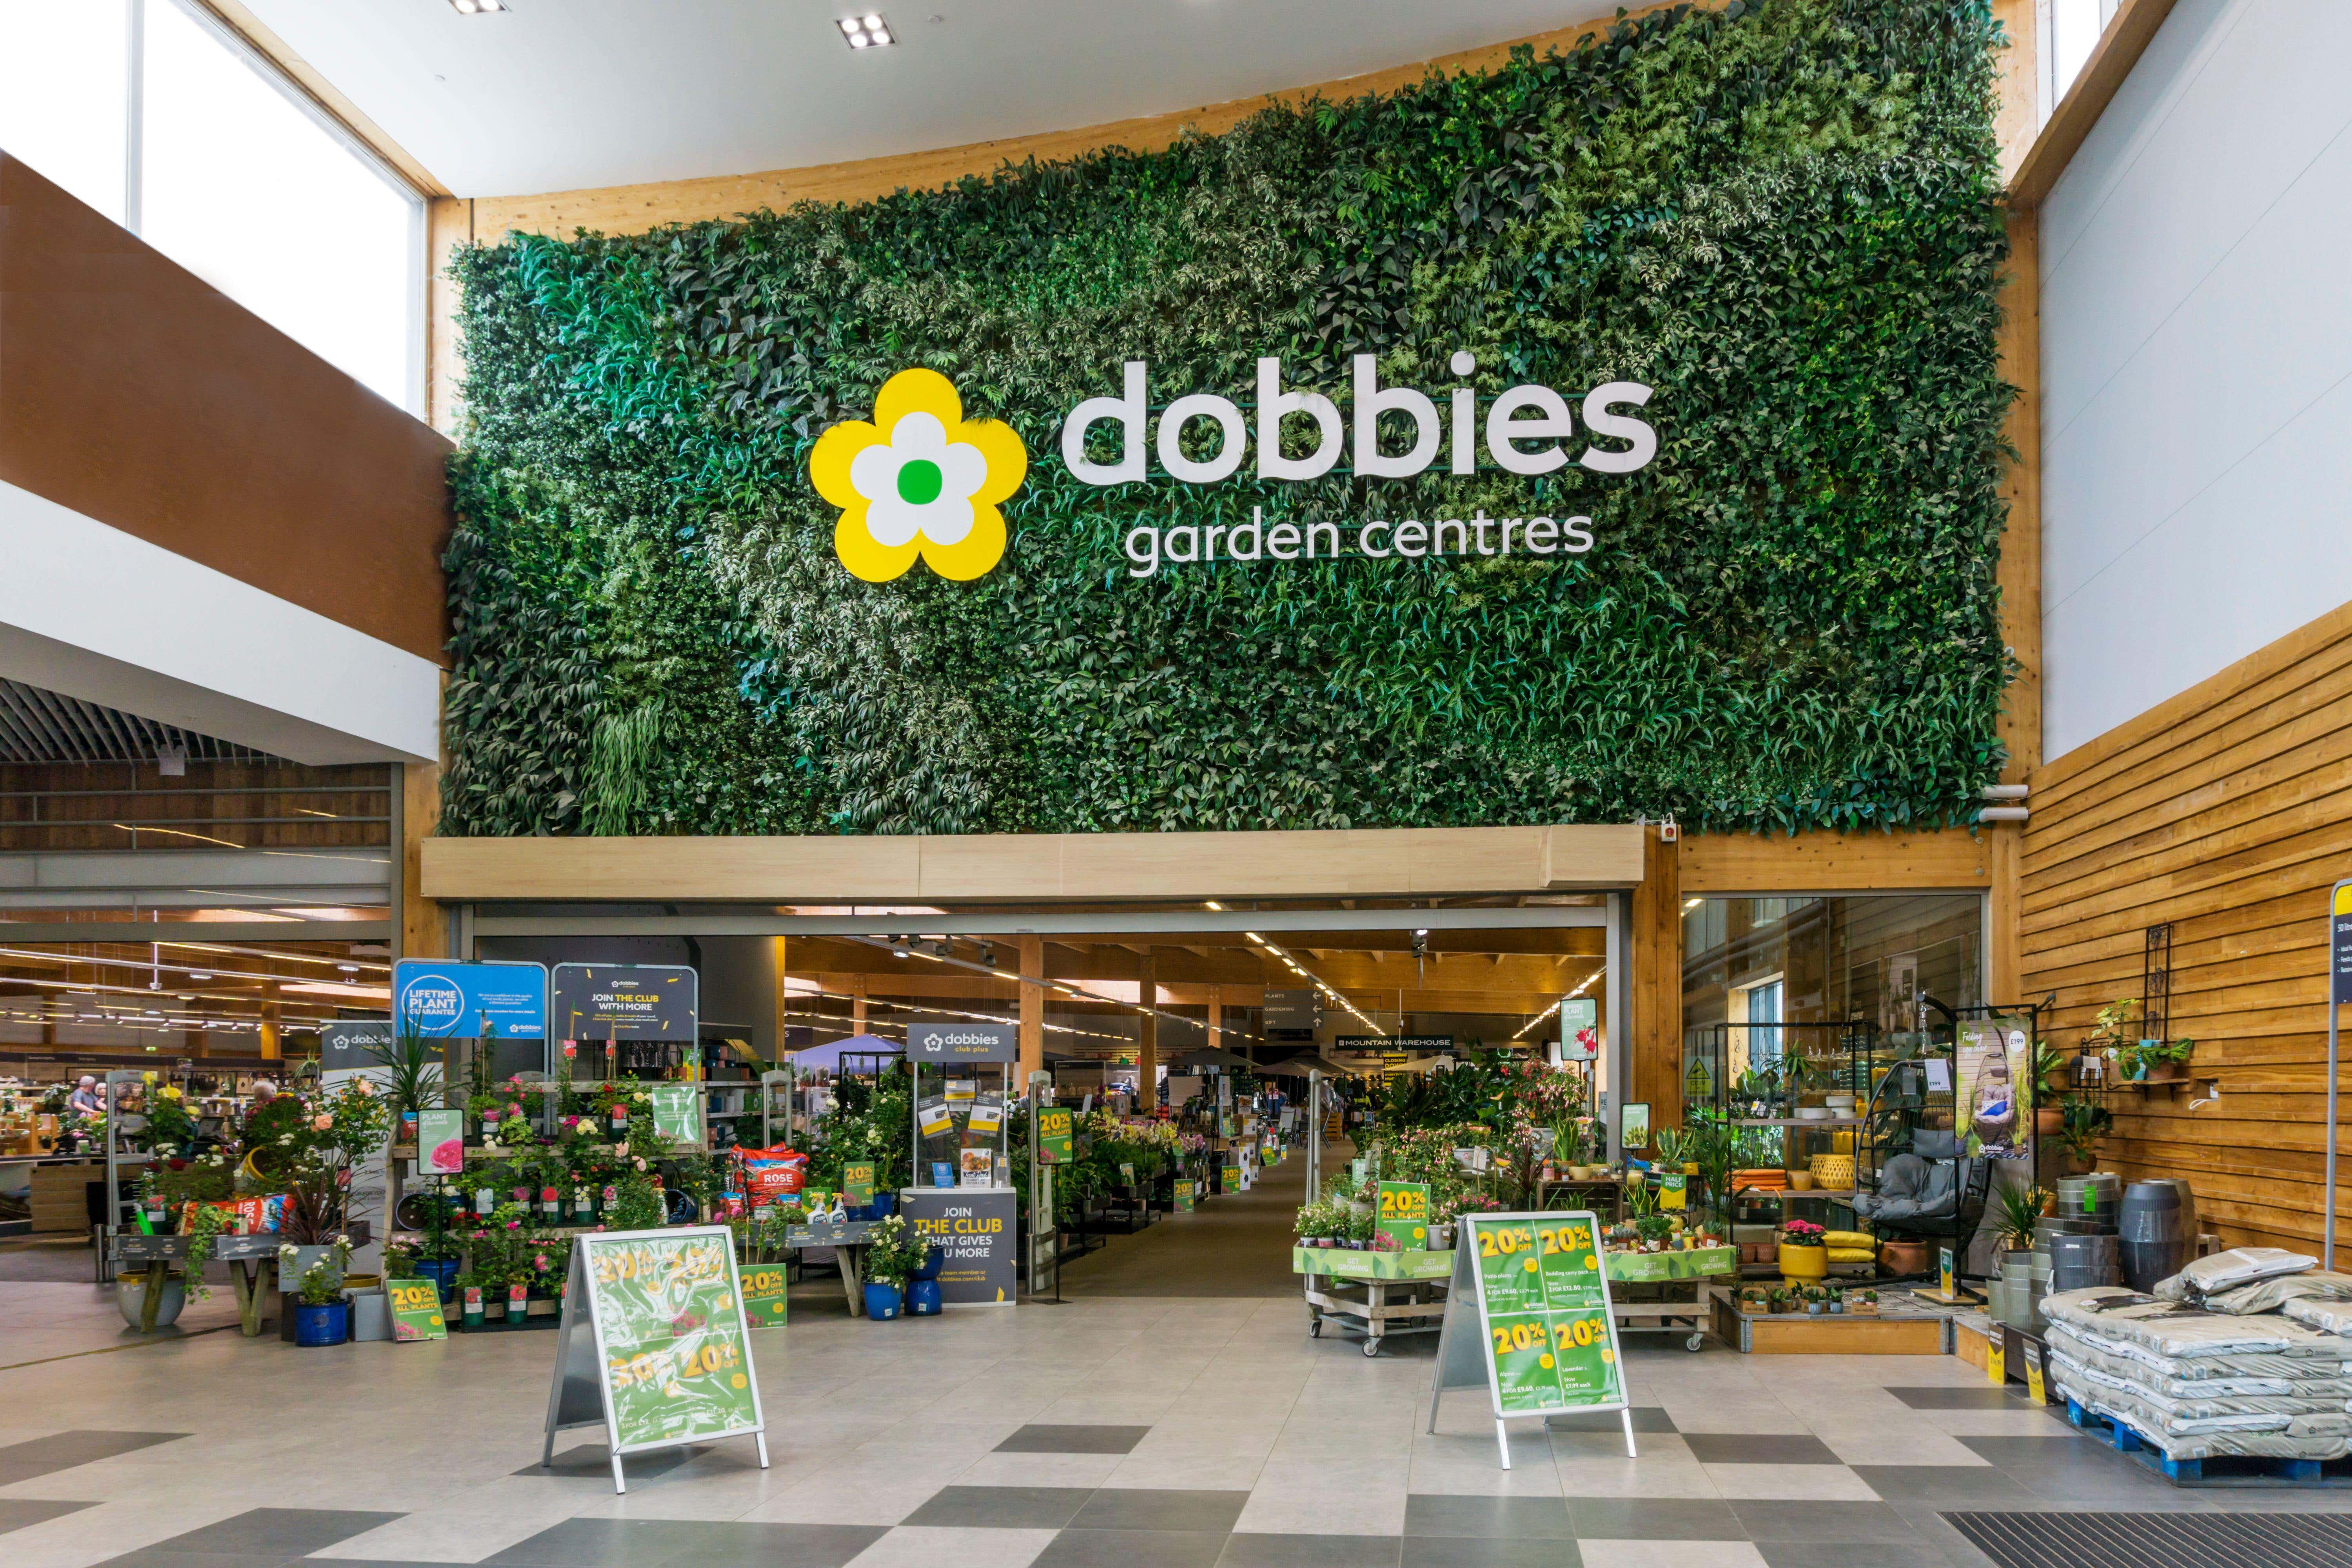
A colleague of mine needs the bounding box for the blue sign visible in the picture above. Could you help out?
[392,960,548,1039]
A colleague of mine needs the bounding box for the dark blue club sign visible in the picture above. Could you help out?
[392,960,549,1039]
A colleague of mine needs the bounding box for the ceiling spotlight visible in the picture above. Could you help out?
[450,0,507,14]
[188,971,212,981]
[337,963,359,975]
[838,12,894,48]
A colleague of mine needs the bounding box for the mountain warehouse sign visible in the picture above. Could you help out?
[815,356,1656,583]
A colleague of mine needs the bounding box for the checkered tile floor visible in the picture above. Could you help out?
[10,1386,2352,1568]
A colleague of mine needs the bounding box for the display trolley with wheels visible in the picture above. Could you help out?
[1294,1245,1452,1356]
[1603,1244,1736,1352]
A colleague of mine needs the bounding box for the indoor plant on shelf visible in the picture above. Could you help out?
[2057,1096,2111,1175]
[2030,1045,2069,1136]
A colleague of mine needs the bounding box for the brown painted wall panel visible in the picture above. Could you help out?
[0,155,450,665]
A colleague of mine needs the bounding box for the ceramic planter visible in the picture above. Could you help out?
[1779,1242,1828,1281]
[115,1274,186,1329]
[294,1299,348,1347]
[863,1281,904,1320]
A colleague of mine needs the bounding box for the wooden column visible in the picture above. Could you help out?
[1018,935,1044,1085]
[1988,201,2041,1009]
[1136,948,1157,1111]
[259,986,281,1062]
[770,936,788,1063]
[1207,987,1222,1057]
[1628,829,1681,1143]
[852,974,867,1034]
[400,762,446,960]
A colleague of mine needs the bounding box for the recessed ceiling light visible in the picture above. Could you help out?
[839,12,894,48]
[450,0,506,14]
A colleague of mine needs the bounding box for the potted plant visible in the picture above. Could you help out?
[2142,1039,2195,1084]
[1778,1219,1828,1282]
[2030,1045,2068,1135]
[1826,1285,1845,1315]
[282,1239,352,1346]
[1766,1287,1788,1315]
[455,1271,486,1329]
[1852,1288,1880,1314]
[859,1213,923,1320]
[2058,1095,2110,1175]
[1992,1181,2049,1255]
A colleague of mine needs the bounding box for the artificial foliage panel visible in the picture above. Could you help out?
[442,0,2016,840]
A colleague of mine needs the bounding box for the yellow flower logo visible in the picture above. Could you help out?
[811,368,1026,582]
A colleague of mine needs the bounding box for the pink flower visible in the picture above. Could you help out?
[310,1114,334,1132]
[354,1080,375,1097]
[506,1220,521,1230]
[534,1252,550,1270]
[507,1102,523,1117]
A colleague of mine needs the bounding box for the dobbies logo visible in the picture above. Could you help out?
[811,368,1027,582]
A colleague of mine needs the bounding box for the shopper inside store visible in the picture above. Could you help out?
[2,4,2348,1566]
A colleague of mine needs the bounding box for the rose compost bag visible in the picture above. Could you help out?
[2286,1298,2352,1337]
[2192,1270,2352,1317]
[736,1145,807,1211]
[2047,1362,2352,1460]
[2046,1347,2352,1428]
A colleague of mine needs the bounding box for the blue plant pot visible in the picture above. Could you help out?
[867,1191,898,1218]
[294,1300,349,1347]
[907,1278,943,1316]
[418,1258,461,1296]
[912,1244,944,1281]
[863,1282,903,1320]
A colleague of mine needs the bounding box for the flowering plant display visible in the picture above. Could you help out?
[1780,1219,1825,1245]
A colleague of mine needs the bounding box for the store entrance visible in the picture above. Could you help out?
[759,906,1613,1304]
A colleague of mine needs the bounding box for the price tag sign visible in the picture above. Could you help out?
[1987,1334,2005,1386]
[648,1083,701,1144]
[1658,1171,1687,1211]
[740,1262,788,1328]
[1221,1164,1242,1194]
[842,1163,875,1207]
[1474,1219,1550,1315]
[2022,1339,2047,1404]
[386,1277,447,1341]
[1376,1181,1430,1249]
[1174,1179,1195,1212]
[1533,1217,1604,1311]
[1037,1107,1073,1164]
[1940,1247,1955,1299]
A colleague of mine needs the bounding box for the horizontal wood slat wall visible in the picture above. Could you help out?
[2023,595,2352,1256]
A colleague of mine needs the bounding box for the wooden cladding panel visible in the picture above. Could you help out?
[1679,829,1992,893]
[421,823,1645,902]
[2023,602,2352,1257]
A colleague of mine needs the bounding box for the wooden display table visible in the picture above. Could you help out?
[112,1231,284,1336]
[786,1218,878,1316]
[1603,1244,1737,1352]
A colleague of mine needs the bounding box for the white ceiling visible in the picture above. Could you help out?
[240,1,1618,198]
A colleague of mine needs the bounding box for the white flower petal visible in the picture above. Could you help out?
[913,495,976,546]
[849,442,902,505]
[938,441,987,502]
[889,411,950,459]
[867,495,926,548]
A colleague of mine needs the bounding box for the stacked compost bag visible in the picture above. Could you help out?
[2043,1249,2352,1463]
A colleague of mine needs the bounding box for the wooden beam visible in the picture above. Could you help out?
[1136,948,1158,1112]
[422,823,1646,902]
[1679,829,1993,894]
[401,761,446,962]
[1630,829,1680,1142]
[2007,0,2180,209]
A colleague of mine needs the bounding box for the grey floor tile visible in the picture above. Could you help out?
[1035,1531,1227,1568]
[1756,1544,1950,1568]
[152,1510,405,1557]
[484,1521,708,1567]
[1402,1541,1582,1568]
[1219,1536,1403,1568]
[1547,1408,1675,1434]
[0,1430,189,1470]
[0,1498,98,1535]
[1684,1434,1842,1466]
[1072,1490,1250,1533]
[1730,1502,1924,1545]
[1848,1468,2040,1508]
[521,1443,704,1480]
[0,1462,53,1488]
[999,1426,1152,1455]
[91,1553,294,1568]
[1950,1436,2089,1468]
[1566,1499,1747,1541]
[904,1487,1096,1530]
[1882,1388,2037,1412]
[1402,1497,1573,1540]
[677,1522,895,1568]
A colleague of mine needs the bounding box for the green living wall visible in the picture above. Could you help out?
[443,0,2015,840]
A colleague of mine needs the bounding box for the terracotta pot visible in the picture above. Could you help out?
[1879,1240,1931,1276]
[2144,1060,2189,1083]
[2034,1107,2064,1136]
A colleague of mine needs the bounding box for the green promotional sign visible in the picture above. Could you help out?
[648,1083,701,1144]
[842,1162,875,1207]
[418,1107,466,1175]
[1221,1164,1242,1194]
[386,1277,447,1341]
[580,1229,760,1450]
[739,1262,788,1328]
[1037,1107,1073,1164]
[1449,1210,1627,1423]
[1173,1179,1195,1212]
[1376,1181,1431,1250]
